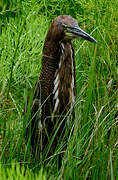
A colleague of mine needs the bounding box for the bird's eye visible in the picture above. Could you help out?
[62,23,70,28]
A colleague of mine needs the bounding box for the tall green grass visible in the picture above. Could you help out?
[0,0,118,179]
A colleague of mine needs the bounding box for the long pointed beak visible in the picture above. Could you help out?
[68,26,97,43]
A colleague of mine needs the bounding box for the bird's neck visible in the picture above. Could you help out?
[53,41,76,114]
[42,39,60,68]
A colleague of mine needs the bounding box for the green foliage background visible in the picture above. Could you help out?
[0,0,118,179]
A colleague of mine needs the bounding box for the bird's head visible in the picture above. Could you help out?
[48,15,97,43]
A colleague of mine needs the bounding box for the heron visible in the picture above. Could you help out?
[25,15,97,158]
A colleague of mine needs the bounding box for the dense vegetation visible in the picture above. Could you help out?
[0,0,118,179]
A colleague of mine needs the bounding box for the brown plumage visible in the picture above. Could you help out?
[25,15,97,157]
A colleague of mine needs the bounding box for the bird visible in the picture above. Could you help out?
[25,15,97,158]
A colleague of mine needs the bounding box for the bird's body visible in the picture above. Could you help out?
[26,15,96,157]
